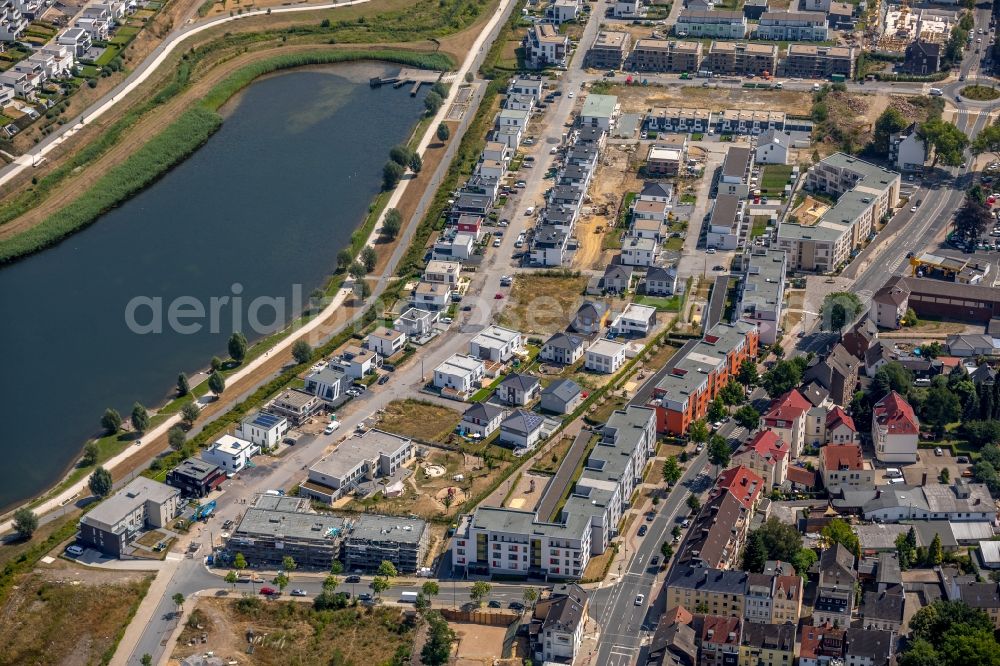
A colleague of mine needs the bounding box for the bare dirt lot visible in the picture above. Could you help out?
[0,564,152,666]
[611,85,814,116]
[498,273,589,336]
[452,621,512,665]
[171,597,415,665]
[573,143,645,270]
[376,399,463,443]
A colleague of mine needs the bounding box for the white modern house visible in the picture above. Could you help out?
[585,339,626,373]
[201,435,260,474]
[434,354,486,396]
[395,307,439,338]
[367,326,406,358]
[889,124,927,173]
[460,402,505,438]
[237,412,289,449]
[611,303,657,338]
[303,366,345,404]
[755,129,791,165]
[499,409,546,449]
[470,325,524,362]
[540,332,586,366]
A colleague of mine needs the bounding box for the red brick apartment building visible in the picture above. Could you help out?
[649,321,760,435]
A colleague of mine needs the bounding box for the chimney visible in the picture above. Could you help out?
[921,472,927,485]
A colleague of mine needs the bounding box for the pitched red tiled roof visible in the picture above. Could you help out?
[715,465,765,510]
[663,605,693,626]
[800,622,845,660]
[774,574,801,601]
[700,614,742,646]
[763,389,810,424]
[821,444,864,472]
[739,430,787,465]
[826,406,857,433]
[873,391,919,436]
[786,466,817,488]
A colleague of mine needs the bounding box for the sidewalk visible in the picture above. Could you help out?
[110,554,183,666]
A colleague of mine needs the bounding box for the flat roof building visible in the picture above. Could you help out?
[301,429,414,504]
[228,494,346,568]
[342,514,430,574]
[166,457,226,498]
[79,478,181,557]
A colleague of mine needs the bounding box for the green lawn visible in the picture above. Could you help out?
[760,164,793,195]
[750,216,769,239]
[79,65,100,78]
[634,294,682,312]
[679,193,696,205]
[95,45,121,66]
[664,236,683,251]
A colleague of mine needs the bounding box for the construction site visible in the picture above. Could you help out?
[877,3,957,54]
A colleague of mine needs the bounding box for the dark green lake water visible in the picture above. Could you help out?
[0,63,422,509]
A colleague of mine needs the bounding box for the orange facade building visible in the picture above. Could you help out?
[649,321,760,435]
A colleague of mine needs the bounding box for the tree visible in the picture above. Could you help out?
[922,386,962,430]
[872,362,913,400]
[792,547,818,576]
[131,403,149,433]
[348,261,367,281]
[210,356,223,371]
[323,574,340,593]
[940,467,951,484]
[409,152,423,173]
[737,359,759,387]
[662,456,682,486]
[424,90,443,115]
[225,570,238,589]
[172,593,185,609]
[708,434,730,467]
[282,556,297,578]
[954,195,992,242]
[383,160,404,189]
[377,560,398,578]
[719,380,745,406]
[354,279,371,303]
[291,340,313,365]
[687,494,701,512]
[89,466,113,497]
[928,533,944,566]
[272,572,289,592]
[361,245,377,273]
[101,408,122,434]
[707,397,727,423]
[422,581,440,607]
[81,441,99,466]
[141,655,153,666]
[389,144,414,166]
[660,541,674,561]
[436,122,450,142]
[742,531,768,573]
[733,405,760,431]
[972,122,1000,163]
[688,419,709,444]
[522,586,538,608]
[177,372,190,396]
[896,527,917,570]
[761,360,803,397]
[821,291,863,332]
[208,370,226,396]
[872,107,909,156]
[13,507,38,539]
[228,332,248,363]
[422,611,456,666]
[371,576,389,598]
[921,341,944,359]
[181,402,200,427]
[821,518,860,558]
[234,552,247,570]
[470,580,492,606]
[329,560,343,575]
[758,517,804,563]
[382,208,402,239]
[336,248,353,272]
[918,119,969,167]
[167,426,186,451]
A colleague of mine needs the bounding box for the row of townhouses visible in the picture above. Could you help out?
[588,31,856,80]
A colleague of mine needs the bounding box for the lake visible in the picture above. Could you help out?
[0,63,423,510]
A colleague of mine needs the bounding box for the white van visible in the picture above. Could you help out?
[930,88,943,96]
[914,378,932,387]
[324,420,341,435]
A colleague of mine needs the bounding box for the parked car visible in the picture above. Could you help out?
[259,586,278,596]
[637,525,648,537]
[935,447,943,456]
[509,601,525,611]
[66,544,84,557]
[346,575,362,584]
[357,593,373,602]
[645,511,656,522]
[378,375,390,385]
[291,589,308,597]
[488,600,502,608]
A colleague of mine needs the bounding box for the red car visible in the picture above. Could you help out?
[259,586,277,596]
[494,293,504,299]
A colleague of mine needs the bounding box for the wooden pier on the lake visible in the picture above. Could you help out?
[369,68,443,95]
